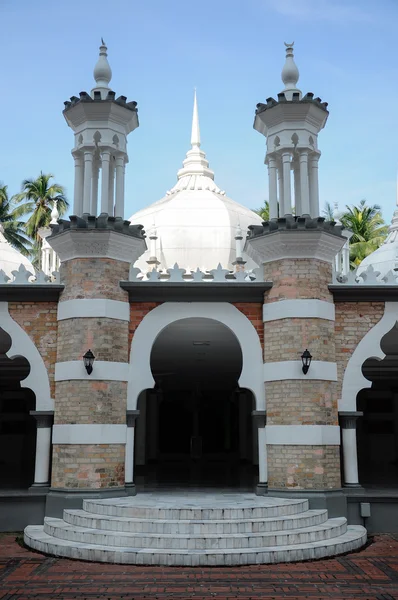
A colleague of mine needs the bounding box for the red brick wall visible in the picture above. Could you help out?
[8,302,58,398]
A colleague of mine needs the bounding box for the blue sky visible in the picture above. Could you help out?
[1,0,398,222]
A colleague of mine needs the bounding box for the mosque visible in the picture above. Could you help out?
[0,40,397,566]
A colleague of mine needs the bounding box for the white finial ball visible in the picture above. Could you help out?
[93,39,112,88]
[281,41,299,89]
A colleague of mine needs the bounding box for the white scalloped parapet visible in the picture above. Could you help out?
[128,263,263,283]
[332,264,398,285]
[0,264,60,284]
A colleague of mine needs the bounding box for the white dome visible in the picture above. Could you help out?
[357,207,398,279]
[128,93,262,272]
[0,225,34,280]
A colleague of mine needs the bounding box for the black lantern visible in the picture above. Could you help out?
[301,349,312,375]
[83,349,95,375]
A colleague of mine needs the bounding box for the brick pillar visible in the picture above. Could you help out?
[246,218,347,511]
[263,258,340,490]
[45,216,145,516]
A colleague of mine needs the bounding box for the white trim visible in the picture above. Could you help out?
[57,299,129,321]
[266,425,340,445]
[53,424,126,444]
[340,301,397,411]
[263,360,337,381]
[55,361,129,381]
[127,302,265,410]
[0,302,53,410]
[263,299,335,322]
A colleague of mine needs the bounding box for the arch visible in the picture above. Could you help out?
[340,302,398,411]
[127,302,265,410]
[0,302,53,410]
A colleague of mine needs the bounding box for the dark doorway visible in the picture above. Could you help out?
[357,323,398,487]
[134,318,257,489]
[0,327,36,489]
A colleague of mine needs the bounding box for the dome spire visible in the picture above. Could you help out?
[281,42,301,100]
[91,39,112,99]
[191,89,201,148]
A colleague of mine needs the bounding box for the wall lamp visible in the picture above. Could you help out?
[301,349,312,375]
[83,349,95,375]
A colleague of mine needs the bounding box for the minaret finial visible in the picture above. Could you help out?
[191,89,201,148]
[91,39,112,99]
[281,41,301,100]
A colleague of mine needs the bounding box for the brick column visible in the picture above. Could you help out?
[246,218,347,512]
[45,216,145,516]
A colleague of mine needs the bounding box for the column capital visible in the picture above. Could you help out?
[252,410,267,428]
[281,151,292,162]
[101,149,111,160]
[30,410,54,428]
[126,409,140,427]
[339,411,363,429]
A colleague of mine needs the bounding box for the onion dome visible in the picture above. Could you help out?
[91,39,112,99]
[0,224,34,280]
[128,92,262,272]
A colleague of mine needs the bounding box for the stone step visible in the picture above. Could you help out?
[83,494,309,521]
[44,517,346,550]
[24,525,367,566]
[63,508,328,534]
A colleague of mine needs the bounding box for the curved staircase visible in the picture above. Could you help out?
[24,492,366,565]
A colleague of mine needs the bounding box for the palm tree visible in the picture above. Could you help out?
[340,200,388,268]
[0,184,31,256]
[323,202,336,221]
[253,200,270,221]
[16,172,68,243]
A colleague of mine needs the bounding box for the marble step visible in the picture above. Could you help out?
[43,516,347,549]
[63,508,328,534]
[83,495,309,521]
[24,525,367,566]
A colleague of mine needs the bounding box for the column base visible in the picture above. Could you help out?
[268,488,347,518]
[45,486,128,518]
[29,483,50,494]
[125,482,137,496]
[343,483,365,493]
[255,482,268,496]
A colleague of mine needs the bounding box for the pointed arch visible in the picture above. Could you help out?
[127,302,265,410]
[340,302,398,411]
[0,302,53,410]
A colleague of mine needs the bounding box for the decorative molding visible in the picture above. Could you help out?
[128,262,265,283]
[53,424,126,444]
[339,411,363,429]
[120,281,271,302]
[266,425,340,445]
[48,229,146,264]
[263,299,335,322]
[263,360,337,382]
[58,299,129,321]
[0,302,53,410]
[244,230,346,265]
[55,360,129,382]
[30,411,54,428]
[340,302,398,411]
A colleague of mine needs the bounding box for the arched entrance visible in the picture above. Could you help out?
[357,323,398,487]
[134,317,258,488]
[0,327,36,489]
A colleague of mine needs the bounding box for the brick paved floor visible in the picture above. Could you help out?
[0,533,397,599]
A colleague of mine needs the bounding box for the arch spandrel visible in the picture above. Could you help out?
[0,302,53,410]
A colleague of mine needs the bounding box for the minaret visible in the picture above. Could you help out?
[63,40,139,218]
[254,43,329,219]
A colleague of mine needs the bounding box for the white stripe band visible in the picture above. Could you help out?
[266,425,340,445]
[263,299,335,323]
[53,424,126,444]
[55,361,129,381]
[58,299,129,321]
[263,360,337,382]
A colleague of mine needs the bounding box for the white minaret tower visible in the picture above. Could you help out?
[63,40,139,218]
[254,42,329,220]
